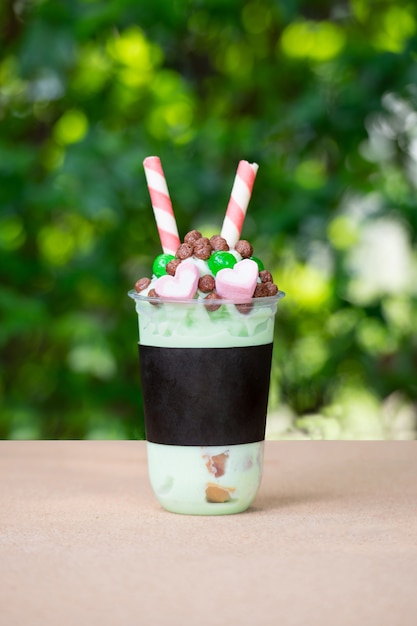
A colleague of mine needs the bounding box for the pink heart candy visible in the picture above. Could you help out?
[154,261,199,300]
[215,258,259,301]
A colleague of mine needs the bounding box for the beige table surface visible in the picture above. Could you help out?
[0,441,416,626]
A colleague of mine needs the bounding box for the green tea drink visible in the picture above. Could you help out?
[128,293,284,515]
[130,156,285,514]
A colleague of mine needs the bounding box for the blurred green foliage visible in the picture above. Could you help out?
[1,0,416,440]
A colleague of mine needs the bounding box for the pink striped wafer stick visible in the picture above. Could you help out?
[143,156,181,256]
[220,160,259,248]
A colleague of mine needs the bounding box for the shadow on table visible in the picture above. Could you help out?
[248,488,343,514]
[247,447,374,514]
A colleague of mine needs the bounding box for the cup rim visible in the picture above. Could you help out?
[127,289,286,306]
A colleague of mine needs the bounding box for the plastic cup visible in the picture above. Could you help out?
[128,291,285,515]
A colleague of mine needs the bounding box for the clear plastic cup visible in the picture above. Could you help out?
[128,291,285,515]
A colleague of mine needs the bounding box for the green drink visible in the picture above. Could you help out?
[131,156,285,513]
[128,292,284,515]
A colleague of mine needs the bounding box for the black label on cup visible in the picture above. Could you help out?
[138,344,273,446]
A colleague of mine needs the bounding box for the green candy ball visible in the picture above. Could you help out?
[207,251,237,275]
[250,256,264,272]
[152,253,175,277]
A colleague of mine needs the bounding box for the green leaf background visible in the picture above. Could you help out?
[1,0,416,439]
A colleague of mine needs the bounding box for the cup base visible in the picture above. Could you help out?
[146,441,264,515]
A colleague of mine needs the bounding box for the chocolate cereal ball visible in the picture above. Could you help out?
[253,283,269,298]
[259,270,273,284]
[135,277,151,293]
[265,282,278,296]
[193,237,212,260]
[235,240,253,258]
[204,292,222,311]
[209,235,229,251]
[176,243,193,260]
[166,258,182,276]
[198,274,216,293]
[184,230,202,246]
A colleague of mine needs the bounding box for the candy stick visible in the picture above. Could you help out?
[143,156,181,256]
[220,160,259,249]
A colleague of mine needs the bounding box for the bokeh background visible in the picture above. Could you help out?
[1,0,416,440]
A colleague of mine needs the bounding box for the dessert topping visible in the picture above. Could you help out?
[204,292,222,312]
[152,253,176,277]
[207,250,237,275]
[209,235,229,251]
[198,274,216,293]
[166,258,182,276]
[184,229,202,245]
[135,277,151,293]
[193,237,212,260]
[154,262,200,300]
[175,243,194,260]
[235,239,253,258]
[215,258,259,301]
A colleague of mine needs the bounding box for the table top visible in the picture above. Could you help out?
[1,441,416,626]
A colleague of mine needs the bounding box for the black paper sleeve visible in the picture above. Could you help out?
[138,344,273,446]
